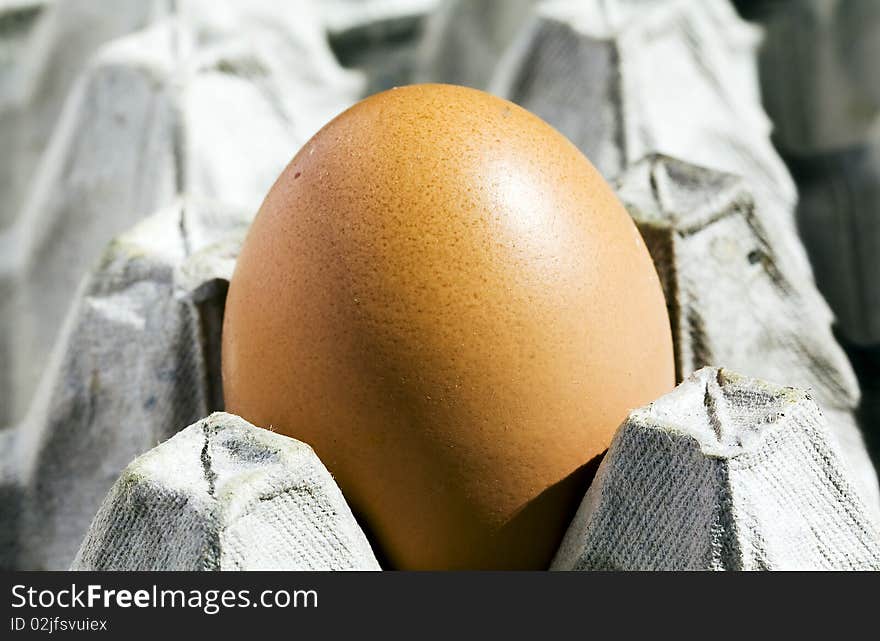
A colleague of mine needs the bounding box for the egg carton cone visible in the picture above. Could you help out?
[8,197,249,570]
[0,6,362,426]
[71,412,380,571]
[482,0,812,285]
[746,0,880,154]
[614,154,880,517]
[786,140,880,347]
[552,367,880,570]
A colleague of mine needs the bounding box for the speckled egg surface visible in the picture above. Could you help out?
[221,83,675,569]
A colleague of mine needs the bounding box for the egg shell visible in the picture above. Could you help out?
[222,83,675,569]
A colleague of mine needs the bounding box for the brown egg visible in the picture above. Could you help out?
[221,83,674,570]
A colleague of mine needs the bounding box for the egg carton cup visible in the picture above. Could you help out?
[553,367,880,570]
[616,154,880,519]
[72,412,381,571]
[70,370,880,571]
[0,0,362,426]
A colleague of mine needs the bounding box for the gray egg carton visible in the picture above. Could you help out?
[3,154,877,571]
[1,0,878,571]
[69,370,880,571]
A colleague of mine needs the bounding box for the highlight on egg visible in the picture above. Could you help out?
[221,83,675,570]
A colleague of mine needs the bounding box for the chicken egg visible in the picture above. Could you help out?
[221,83,675,569]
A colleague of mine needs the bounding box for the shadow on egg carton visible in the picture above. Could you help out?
[2,155,879,571]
